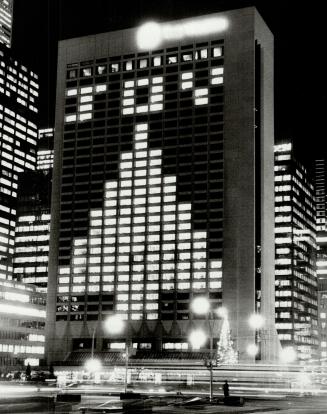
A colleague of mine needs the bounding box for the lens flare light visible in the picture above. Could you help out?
[189,329,207,350]
[137,17,229,50]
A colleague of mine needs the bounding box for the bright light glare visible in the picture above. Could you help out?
[85,358,102,373]
[137,17,228,50]
[189,329,207,349]
[0,303,45,318]
[191,296,210,315]
[280,346,297,363]
[248,313,265,329]
[183,17,228,36]
[296,372,311,386]
[137,21,162,50]
[247,343,259,356]
[104,314,125,334]
[216,306,228,319]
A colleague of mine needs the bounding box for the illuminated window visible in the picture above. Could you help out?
[147,313,158,320]
[125,61,133,71]
[151,85,163,93]
[82,68,92,77]
[181,72,193,80]
[181,81,193,90]
[212,46,223,57]
[117,303,128,311]
[167,56,177,64]
[211,67,224,76]
[81,86,93,94]
[79,112,92,121]
[137,78,149,86]
[199,49,208,59]
[132,303,143,310]
[97,65,106,75]
[153,56,162,66]
[110,63,119,72]
[66,88,77,96]
[124,89,134,98]
[139,59,148,69]
[123,107,134,115]
[65,114,76,123]
[182,53,192,61]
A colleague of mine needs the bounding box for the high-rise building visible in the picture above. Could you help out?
[315,159,327,233]
[313,159,327,364]
[318,279,327,365]
[11,128,53,291]
[0,0,13,48]
[47,7,279,364]
[314,159,327,281]
[0,44,39,281]
[274,143,318,361]
[12,170,51,291]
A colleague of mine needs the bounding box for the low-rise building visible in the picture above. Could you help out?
[0,279,46,372]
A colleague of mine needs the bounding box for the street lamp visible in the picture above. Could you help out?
[84,325,102,380]
[85,357,102,374]
[246,343,259,357]
[86,314,126,383]
[104,314,129,392]
[189,296,217,402]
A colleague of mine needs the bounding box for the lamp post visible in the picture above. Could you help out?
[84,325,102,379]
[103,314,128,391]
[189,296,216,402]
[85,314,125,381]
[91,325,96,361]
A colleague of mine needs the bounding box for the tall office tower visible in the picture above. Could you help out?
[37,128,54,171]
[274,143,318,361]
[0,0,13,48]
[47,7,279,364]
[313,159,327,364]
[315,160,327,232]
[317,279,327,365]
[12,128,52,291]
[0,45,39,281]
[12,170,51,292]
[314,159,327,280]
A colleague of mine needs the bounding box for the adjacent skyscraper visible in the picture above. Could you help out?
[0,44,39,281]
[47,7,279,364]
[274,143,318,361]
[0,0,13,48]
[12,128,53,291]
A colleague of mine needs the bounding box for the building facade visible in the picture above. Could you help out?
[12,128,53,291]
[313,159,327,364]
[274,143,318,361]
[47,7,279,364]
[0,278,46,371]
[0,0,13,48]
[0,44,39,281]
[12,170,51,292]
[37,127,54,171]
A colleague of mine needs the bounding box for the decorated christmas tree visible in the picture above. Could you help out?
[217,316,238,365]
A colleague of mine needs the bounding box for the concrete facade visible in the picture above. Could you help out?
[46,7,279,364]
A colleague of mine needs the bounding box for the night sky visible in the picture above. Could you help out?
[10,0,327,165]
